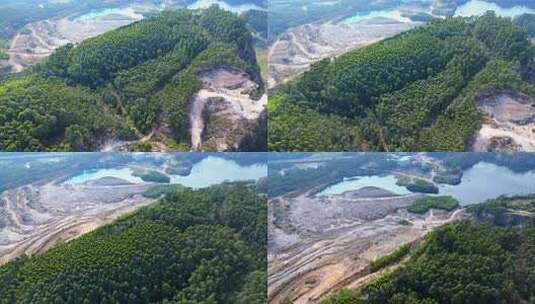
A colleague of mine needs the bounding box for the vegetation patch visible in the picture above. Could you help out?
[407,196,459,213]
[132,168,170,183]
[142,184,187,198]
[369,243,411,273]
[405,179,439,194]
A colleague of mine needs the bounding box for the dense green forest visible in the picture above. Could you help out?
[0,182,266,304]
[0,6,262,151]
[322,195,535,304]
[269,13,535,151]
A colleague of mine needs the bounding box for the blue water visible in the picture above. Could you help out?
[315,162,535,205]
[454,0,535,18]
[437,162,535,205]
[62,156,266,189]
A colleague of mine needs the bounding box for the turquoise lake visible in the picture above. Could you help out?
[62,156,266,189]
[454,0,535,18]
[316,175,412,196]
[315,162,535,205]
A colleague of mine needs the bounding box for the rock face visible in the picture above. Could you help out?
[473,210,533,227]
[472,92,535,152]
[189,67,267,151]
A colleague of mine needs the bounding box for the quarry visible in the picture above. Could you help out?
[472,92,535,151]
[0,175,155,265]
[268,183,464,304]
[190,67,267,151]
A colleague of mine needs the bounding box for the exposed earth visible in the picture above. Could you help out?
[0,175,155,265]
[6,5,153,72]
[189,67,267,151]
[268,182,464,304]
[472,92,535,151]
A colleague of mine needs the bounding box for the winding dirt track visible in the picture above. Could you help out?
[268,186,464,304]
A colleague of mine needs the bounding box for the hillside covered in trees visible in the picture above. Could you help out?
[322,195,535,304]
[269,12,535,151]
[0,182,266,304]
[0,6,265,152]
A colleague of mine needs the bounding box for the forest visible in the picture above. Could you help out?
[0,6,261,151]
[268,12,535,151]
[322,195,535,304]
[0,182,267,304]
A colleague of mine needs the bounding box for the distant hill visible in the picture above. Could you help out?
[0,7,264,151]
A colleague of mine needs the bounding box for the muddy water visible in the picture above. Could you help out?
[437,162,535,205]
[62,156,266,188]
[316,175,412,196]
[454,0,535,17]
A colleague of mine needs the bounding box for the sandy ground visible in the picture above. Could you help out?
[268,17,419,88]
[472,93,535,151]
[189,67,267,151]
[0,176,155,265]
[268,185,464,304]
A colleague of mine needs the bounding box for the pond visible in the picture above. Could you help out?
[316,175,412,196]
[437,162,535,205]
[454,0,535,18]
[62,156,266,189]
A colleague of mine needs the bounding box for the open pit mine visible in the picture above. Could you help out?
[268,17,419,88]
[268,182,463,304]
[0,175,155,265]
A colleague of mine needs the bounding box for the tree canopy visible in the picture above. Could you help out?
[0,182,267,304]
[269,13,535,151]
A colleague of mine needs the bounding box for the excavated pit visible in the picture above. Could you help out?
[268,183,463,304]
[472,93,535,151]
[0,176,154,265]
[189,67,267,151]
[268,17,419,88]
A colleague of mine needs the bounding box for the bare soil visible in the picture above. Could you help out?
[189,67,267,151]
[268,18,418,88]
[0,176,155,265]
[472,93,535,151]
[268,184,464,304]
